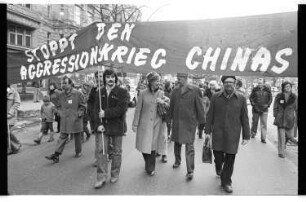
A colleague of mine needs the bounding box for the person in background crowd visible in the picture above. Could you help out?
[273,81,298,158]
[49,82,61,133]
[235,79,246,96]
[80,81,92,142]
[204,80,220,100]
[33,80,41,103]
[205,76,250,193]
[45,76,86,163]
[88,71,103,167]
[7,84,22,155]
[249,78,272,143]
[94,69,129,189]
[198,83,210,139]
[164,81,172,140]
[132,72,169,177]
[34,95,57,144]
[169,73,205,180]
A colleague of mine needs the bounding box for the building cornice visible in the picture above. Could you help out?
[7,6,42,26]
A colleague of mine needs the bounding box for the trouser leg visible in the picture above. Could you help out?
[8,125,21,152]
[83,121,90,138]
[174,142,182,164]
[213,150,225,175]
[251,111,260,136]
[185,143,195,173]
[55,132,69,154]
[97,132,109,180]
[260,112,268,141]
[142,150,156,173]
[74,133,82,154]
[220,153,236,186]
[285,127,298,144]
[110,136,123,178]
[277,128,286,155]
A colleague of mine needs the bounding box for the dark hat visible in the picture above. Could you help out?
[177,73,188,78]
[221,76,236,83]
[146,71,160,83]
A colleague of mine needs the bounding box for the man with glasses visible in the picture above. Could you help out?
[249,78,272,143]
[205,76,250,193]
[94,69,129,189]
[45,76,86,163]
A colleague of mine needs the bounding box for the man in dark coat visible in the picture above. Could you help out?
[249,78,272,143]
[205,76,250,193]
[94,69,129,189]
[169,73,205,180]
[45,76,86,163]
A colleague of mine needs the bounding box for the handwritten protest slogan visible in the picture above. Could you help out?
[20,23,168,81]
[7,12,297,84]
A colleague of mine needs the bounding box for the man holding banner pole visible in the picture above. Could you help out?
[94,68,129,189]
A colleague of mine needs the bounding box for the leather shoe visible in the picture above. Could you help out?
[172,163,180,169]
[75,153,82,158]
[222,184,233,193]
[161,155,167,163]
[94,178,106,189]
[278,154,285,158]
[216,170,222,177]
[45,154,59,163]
[261,139,266,144]
[147,171,155,176]
[33,139,41,144]
[186,172,193,180]
[110,177,119,183]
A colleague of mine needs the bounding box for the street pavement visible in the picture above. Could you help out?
[7,103,298,195]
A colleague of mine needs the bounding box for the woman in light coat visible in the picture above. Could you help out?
[132,71,169,176]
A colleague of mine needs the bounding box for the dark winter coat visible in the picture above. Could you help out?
[205,91,250,154]
[56,88,86,133]
[273,92,297,129]
[93,85,129,136]
[169,85,205,144]
[249,86,272,112]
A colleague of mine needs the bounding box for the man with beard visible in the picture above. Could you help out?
[94,69,129,189]
[205,76,250,193]
[169,73,205,180]
[45,76,86,163]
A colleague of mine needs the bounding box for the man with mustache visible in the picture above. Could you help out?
[93,69,129,189]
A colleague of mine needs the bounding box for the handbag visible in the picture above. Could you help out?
[202,135,212,164]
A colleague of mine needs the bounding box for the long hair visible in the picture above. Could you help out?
[103,69,118,86]
[281,81,292,93]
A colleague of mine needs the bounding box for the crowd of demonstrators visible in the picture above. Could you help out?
[132,72,169,177]
[205,76,250,193]
[33,95,57,144]
[169,73,205,180]
[204,80,221,100]
[235,78,246,96]
[93,69,129,188]
[7,84,22,155]
[249,78,273,143]
[45,76,86,163]
[273,81,298,158]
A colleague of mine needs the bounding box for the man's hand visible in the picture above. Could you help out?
[132,126,137,133]
[99,110,105,118]
[241,139,249,145]
[97,125,105,132]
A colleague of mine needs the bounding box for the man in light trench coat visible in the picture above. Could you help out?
[205,75,250,193]
[45,75,86,163]
[169,72,205,180]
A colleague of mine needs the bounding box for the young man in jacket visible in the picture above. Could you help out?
[94,69,129,189]
[205,76,250,193]
[45,76,86,163]
[249,78,272,143]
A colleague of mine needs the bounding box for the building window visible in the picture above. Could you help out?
[19,4,31,9]
[7,24,32,48]
[74,5,81,25]
[47,32,51,44]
